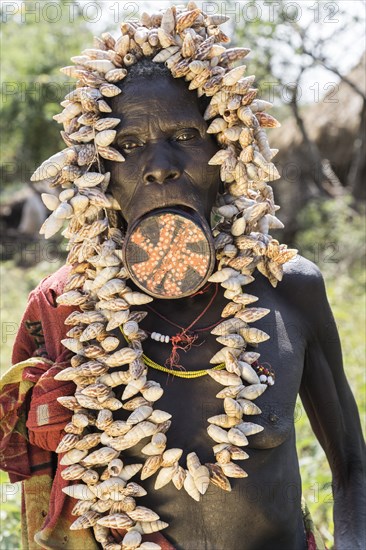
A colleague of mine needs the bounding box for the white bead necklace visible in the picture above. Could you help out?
[150,332,170,344]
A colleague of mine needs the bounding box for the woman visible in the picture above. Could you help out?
[1,3,364,549]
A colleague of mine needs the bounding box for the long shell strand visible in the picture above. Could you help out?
[33,3,297,549]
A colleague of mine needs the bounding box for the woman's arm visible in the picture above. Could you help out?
[299,264,365,549]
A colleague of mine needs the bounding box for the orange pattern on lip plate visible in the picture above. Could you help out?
[126,212,211,297]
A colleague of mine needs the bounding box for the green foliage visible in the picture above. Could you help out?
[0,0,92,185]
[294,194,366,277]
[0,472,21,549]
[229,0,283,109]
[0,259,63,375]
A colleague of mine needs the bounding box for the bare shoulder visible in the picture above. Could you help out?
[278,254,328,315]
[281,254,325,292]
[282,254,323,283]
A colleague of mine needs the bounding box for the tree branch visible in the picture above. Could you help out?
[302,47,366,100]
[283,75,340,197]
[346,98,366,202]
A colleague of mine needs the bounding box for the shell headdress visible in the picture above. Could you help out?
[32,2,297,548]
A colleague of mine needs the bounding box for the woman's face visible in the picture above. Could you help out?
[106,72,221,225]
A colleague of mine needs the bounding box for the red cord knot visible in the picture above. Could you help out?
[165,331,200,370]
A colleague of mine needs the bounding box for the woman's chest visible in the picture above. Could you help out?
[114,288,308,452]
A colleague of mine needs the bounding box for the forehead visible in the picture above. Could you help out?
[109,74,206,130]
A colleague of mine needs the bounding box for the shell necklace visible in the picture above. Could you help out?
[31,2,298,548]
[112,324,273,499]
[120,327,275,382]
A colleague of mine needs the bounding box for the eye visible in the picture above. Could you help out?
[121,142,141,151]
[117,138,144,152]
[174,129,199,142]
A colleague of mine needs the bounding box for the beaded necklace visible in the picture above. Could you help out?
[122,327,226,379]
[144,283,220,369]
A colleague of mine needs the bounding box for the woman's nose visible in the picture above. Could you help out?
[142,144,182,185]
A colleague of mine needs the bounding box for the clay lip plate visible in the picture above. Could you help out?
[123,206,216,299]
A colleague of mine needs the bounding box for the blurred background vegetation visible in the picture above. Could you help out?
[0,1,365,548]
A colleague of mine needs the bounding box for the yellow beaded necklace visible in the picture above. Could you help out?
[120,327,226,379]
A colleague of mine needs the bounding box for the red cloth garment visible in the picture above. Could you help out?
[0,266,81,544]
[307,532,317,550]
[0,358,54,482]
[302,499,327,550]
[26,363,75,452]
[11,265,75,366]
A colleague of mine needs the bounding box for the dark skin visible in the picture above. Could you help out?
[108,75,220,226]
[106,74,365,550]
